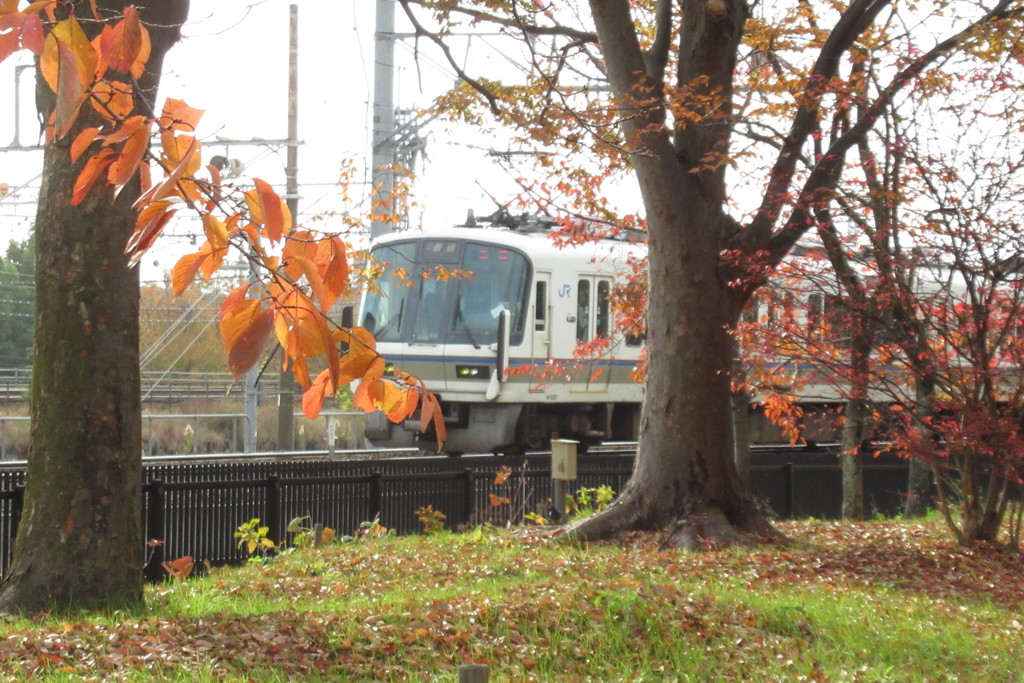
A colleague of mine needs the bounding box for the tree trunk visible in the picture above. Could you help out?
[841,327,872,520]
[0,1,188,613]
[840,399,867,520]
[566,196,780,547]
[903,375,936,518]
[563,0,782,548]
[732,384,752,489]
[903,458,933,518]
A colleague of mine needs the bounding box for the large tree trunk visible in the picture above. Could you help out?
[565,225,778,547]
[563,0,782,548]
[0,1,188,613]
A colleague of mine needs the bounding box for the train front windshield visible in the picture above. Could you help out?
[361,239,531,346]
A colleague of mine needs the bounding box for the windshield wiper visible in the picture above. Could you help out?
[374,299,404,339]
[454,295,481,349]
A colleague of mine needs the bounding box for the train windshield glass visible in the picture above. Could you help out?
[361,239,531,346]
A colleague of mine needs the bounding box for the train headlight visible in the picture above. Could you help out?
[456,365,489,379]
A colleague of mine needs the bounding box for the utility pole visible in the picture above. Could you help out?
[370,0,396,239]
[277,3,299,451]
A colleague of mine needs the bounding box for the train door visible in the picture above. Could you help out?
[574,275,614,391]
[531,272,552,363]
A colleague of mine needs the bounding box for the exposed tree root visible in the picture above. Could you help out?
[556,495,650,543]
[557,492,791,552]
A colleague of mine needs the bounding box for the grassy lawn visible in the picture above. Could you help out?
[0,519,1021,681]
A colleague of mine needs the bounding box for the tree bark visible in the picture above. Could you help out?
[0,0,189,613]
[559,0,786,547]
[840,399,867,520]
[903,376,936,519]
[841,327,873,520]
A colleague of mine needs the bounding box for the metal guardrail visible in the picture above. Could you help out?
[0,411,366,460]
[0,369,257,402]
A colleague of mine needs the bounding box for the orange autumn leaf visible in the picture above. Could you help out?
[89,80,134,121]
[133,134,199,210]
[70,126,100,163]
[201,213,229,251]
[321,237,350,311]
[40,16,98,140]
[386,387,419,422]
[219,285,259,349]
[125,199,175,266]
[71,147,115,205]
[243,190,264,226]
[337,347,384,387]
[291,255,328,311]
[253,178,291,243]
[302,369,335,419]
[97,6,148,75]
[159,97,204,134]
[172,250,207,297]
[52,37,89,140]
[198,241,226,281]
[225,307,274,379]
[273,291,331,360]
[281,230,318,281]
[421,392,447,449]
[107,117,150,189]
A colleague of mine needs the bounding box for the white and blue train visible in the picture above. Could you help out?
[353,214,647,454]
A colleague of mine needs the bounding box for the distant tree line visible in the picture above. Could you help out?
[0,234,34,367]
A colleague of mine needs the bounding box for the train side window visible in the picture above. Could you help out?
[596,279,611,337]
[625,323,645,346]
[535,281,547,332]
[576,279,591,342]
[807,293,825,335]
[741,302,759,324]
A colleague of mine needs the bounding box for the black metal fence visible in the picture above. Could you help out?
[0,447,914,581]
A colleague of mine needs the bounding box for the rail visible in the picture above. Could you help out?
[0,411,366,460]
[0,369,261,402]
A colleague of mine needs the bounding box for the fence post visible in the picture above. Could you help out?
[144,480,165,582]
[266,475,282,548]
[326,415,336,457]
[462,468,476,526]
[459,664,489,682]
[192,415,200,454]
[551,440,579,523]
[11,484,24,539]
[369,471,383,521]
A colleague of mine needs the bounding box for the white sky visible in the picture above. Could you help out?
[0,0,550,283]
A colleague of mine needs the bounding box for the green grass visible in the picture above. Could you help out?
[0,520,1021,681]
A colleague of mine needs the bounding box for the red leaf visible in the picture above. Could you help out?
[0,25,20,63]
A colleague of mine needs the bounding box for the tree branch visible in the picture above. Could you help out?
[397,0,503,115]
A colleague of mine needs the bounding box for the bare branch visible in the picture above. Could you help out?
[397,0,503,115]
